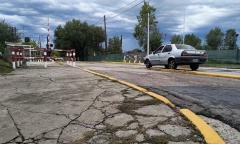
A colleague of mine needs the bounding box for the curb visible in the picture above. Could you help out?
[74,65,225,144]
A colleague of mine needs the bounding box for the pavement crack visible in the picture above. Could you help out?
[7,108,25,142]
[56,91,104,143]
[48,77,54,82]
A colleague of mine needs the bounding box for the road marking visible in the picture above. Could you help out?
[180,109,225,144]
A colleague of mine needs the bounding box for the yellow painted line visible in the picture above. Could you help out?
[75,65,225,144]
[56,62,64,65]
[145,91,175,108]
[152,68,240,80]
[180,109,225,144]
[117,80,148,93]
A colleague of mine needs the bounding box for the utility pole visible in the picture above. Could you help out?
[22,25,24,42]
[147,13,149,56]
[104,15,108,57]
[183,9,185,44]
[121,35,122,53]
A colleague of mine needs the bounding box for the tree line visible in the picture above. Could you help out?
[170,28,238,50]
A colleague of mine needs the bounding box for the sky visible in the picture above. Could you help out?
[1,0,240,52]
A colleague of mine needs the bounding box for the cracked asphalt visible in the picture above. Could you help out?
[0,63,206,144]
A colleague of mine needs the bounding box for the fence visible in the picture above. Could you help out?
[87,50,240,64]
[206,50,240,63]
[87,52,146,63]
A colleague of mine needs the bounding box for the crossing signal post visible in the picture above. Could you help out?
[46,44,53,57]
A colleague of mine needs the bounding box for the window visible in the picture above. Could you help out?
[154,46,164,54]
[162,45,172,53]
[175,44,196,50]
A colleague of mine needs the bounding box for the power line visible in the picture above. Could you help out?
[107,0,143,20]
[106,0,142,19]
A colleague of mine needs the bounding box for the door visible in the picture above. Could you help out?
[159,45,172,65]
[150,46,164,65]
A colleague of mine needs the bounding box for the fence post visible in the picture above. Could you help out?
[20,49,23,66]
[134,55,137,63]
[16,49,20,67]
[138,55,141,63]
[69,50,72,66]
[12,47,16,70]
[72,49,76,67]
[123,55,126,63]
[66,52,69,65]
[44,49,47,68]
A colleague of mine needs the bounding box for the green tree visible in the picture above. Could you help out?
[54,19,105,61]
[133,1,162,52]
[184,33,202,49]
[170,34,182,44]
[205,27,224,50]
[131,48,142,53]
[224,29,237,50]
[0,19,21,53]
[108,36,122,54]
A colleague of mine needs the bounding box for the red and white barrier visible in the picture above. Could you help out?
[44,48,47,68]
[72,49,76,67]
[12,47,16,70]
[16,49,20,67]
[10,47,77,70]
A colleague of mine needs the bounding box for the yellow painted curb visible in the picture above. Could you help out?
[56,62,64,65]
[180,109,225,144]
[145,91,175,108]
[152,68,240,80]
[117,80,148,93]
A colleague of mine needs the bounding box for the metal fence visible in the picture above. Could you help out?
[206,50,240,63]
[87,50,240,63]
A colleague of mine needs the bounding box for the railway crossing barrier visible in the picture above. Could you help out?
[9,47,76,70]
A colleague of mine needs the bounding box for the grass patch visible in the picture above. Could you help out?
[203,60,240,69]
[117,97,163,115]
[0,57,12,74]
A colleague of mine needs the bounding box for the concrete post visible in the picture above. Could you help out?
[139,55,141,63]
[20,49,23,66]
[44,49,47,68]
[72,49,76,67]
[134,55,137,63]
[66,51,69,65]
[123,55,126,63]
[15,49,19,67]
[12,47,16,70]
[69,51,72,66]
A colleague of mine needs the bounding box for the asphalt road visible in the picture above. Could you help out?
[76,62,240,132]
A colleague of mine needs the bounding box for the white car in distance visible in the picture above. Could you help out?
[144,44,207,70]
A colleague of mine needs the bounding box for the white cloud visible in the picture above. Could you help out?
[1,0,240,50]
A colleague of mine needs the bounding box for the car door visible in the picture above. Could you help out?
[159,45,172,65]
[150,46,164,65]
